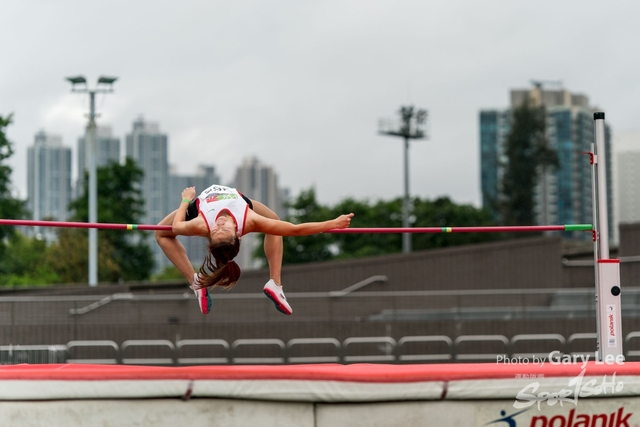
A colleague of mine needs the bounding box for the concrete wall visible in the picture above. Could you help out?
[0,399,313,427]
[0,398,638,427]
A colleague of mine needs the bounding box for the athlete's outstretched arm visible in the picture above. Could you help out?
[155,187,203,285]
[245,210,354,236]
[155,209,197,283]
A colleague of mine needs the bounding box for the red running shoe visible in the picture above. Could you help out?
[192,273,212,315]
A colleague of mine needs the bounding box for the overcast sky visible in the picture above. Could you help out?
[2,1,639,209]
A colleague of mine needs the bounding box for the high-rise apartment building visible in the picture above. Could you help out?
[125,117,169,271]
[76,126,120,196]
[618,151,640,223]
[480,85,613,240]
[169,165,221,203]
[232,157,288,270]
[169,165,221,269]
[27,131,72,241]
[479,110,511,213]
[617,133,640,228]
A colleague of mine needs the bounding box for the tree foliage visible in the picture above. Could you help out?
[280,188,336,264]
[0,114,26,274]
[0,233,59,286]
[0,114,27,250]
[330,197,403,259]
[501,98,558,228]
[412,197,501,249]
[46,229,120,283]
[151,264,185,281]
[66,157,154,281]
[0,114,51,286]
[252,188,501,266]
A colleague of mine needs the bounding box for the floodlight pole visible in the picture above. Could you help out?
[87,91,98,287]
[378,106,428,253]
[66,76,117,286]
[403,134,410,249]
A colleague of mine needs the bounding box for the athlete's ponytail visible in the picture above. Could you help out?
[195,237,241,290]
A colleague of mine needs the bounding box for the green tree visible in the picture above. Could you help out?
[501,98,557,228]
[334,196,500,258]
[252,187,341,266]
[67,157,154,281]
[46,229,120,283]
[412,196,501,249]
[0,114,27,267]
[252,188,502,265]
[151,264,185,281]
[330,197,402,259]
[279,188,336,264]
[0,232,59,286]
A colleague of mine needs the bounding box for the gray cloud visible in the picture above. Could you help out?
[1,0,639,208]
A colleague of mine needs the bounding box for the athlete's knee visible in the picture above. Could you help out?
[155,228,171,242]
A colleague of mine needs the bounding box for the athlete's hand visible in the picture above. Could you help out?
[181,187,196,201]
[334,213,354,229]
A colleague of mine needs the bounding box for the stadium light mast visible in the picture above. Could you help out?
[65,75,118,286]
[378,105,428,253]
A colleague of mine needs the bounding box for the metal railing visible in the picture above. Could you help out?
[2,286,640,365]
[67,275,389,316]
[67,340,119,364]
[0,286,626,306]
[397,336,453,362]
[453,335,509,361]
[7,331,640,365]
[121,340,176,365]
[510,334,566,359]
[343,336,396,363]
[287,338,341,364]
[0,344,67,364]
[176,339,230,365]
[0,287,636,327]
[231,339,286,364]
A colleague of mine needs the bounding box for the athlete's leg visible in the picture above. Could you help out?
[250,199,291,315]
[250,200,283,285]
[155,209,197,284]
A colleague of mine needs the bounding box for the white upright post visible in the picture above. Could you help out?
[593,112,623,361]
[588,141,601,360]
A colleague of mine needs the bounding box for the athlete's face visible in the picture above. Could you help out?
[210,215,237,244]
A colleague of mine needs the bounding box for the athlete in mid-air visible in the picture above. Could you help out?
[155,184,354,315]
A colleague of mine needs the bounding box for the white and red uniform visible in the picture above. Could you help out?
[195,185,250,236]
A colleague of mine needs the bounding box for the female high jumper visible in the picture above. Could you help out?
[155,184,354,316]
